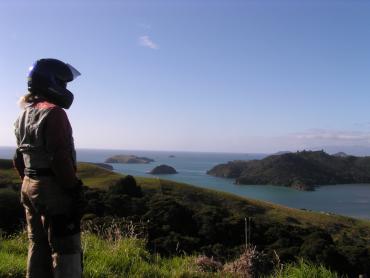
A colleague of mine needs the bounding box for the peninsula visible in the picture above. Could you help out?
[207,150,370,191]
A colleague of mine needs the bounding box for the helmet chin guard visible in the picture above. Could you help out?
[47,87,75,109]
[28,58,81,109]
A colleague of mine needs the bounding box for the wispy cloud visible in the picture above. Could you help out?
[138,23,151,30]
[229,129,370,154]
[291,129,370,143]
[353,121,370,129]
[139,35,159,50]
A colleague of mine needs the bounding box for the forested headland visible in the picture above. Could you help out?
[207,150,370,191]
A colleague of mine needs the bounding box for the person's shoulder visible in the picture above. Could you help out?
[32,101,69,123]
[34,101,68,116]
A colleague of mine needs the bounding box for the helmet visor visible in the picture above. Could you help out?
[66,63,81,80]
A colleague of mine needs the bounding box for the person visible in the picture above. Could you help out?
[13,58,84,278]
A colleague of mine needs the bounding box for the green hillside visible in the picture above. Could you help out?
[0,231,342,277]
[1,159,369,276]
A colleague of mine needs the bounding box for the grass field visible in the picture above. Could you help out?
[0,231,342,278]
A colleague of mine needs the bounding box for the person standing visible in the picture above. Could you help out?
[13,58,84,278]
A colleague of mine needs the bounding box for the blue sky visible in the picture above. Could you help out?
[1,0,370,153]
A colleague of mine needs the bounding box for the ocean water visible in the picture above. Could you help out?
[1,147,369,220]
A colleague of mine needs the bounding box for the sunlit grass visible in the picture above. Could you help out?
[0,232,343,278]
[0,232,210,278]
[269,259,344,278]
[0,232,27,278]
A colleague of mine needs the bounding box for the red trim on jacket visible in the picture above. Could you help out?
[34,101,56,110]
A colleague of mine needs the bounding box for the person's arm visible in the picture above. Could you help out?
[45,107,78,189]
[13,148,25,181]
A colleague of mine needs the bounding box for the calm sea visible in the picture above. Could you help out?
[1,147,369,220]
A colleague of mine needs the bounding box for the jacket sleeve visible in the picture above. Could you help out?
[45,107,78,189]
[13,148,25,181]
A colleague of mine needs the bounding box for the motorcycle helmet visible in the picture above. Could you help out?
[28,58,81,109]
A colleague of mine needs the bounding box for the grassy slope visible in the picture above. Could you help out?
[0,233,340,278]
[0,232,213,278]
[0,160,123,188]
[129,177,370,245]
[1,159,370,243]
[80,162,370,250]
[0,160,359,277]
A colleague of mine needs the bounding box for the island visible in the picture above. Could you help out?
[207,150,370,191]
[169,155,176,158]
[149,164,178,175]
[105,155,155,164]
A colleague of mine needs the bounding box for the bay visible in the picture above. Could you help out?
[1,147,369,220]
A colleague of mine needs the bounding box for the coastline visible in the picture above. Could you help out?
[1,146,369,220]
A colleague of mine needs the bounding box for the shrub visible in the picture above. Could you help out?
[0,189,24,234]
[107,175,142,197]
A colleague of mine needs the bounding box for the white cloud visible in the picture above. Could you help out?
[139,35,159,50]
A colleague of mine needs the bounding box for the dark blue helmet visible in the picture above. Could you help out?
[28,58,81,109]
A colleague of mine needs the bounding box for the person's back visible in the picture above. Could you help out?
[14,58,84,278]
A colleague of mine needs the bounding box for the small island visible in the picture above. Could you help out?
[169,155,176,158]
[105,155,155,164]
[150,164,178,175]
[207,150,370,191]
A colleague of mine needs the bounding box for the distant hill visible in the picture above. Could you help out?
[105,155,154,164]
[271,151,292,155]
[207,150,370,191]
[332,152,349,157]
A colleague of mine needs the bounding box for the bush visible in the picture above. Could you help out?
[300,231,349,273]
[108,175,142,197]
[0,189,24,234]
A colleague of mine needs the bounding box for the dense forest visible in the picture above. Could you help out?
[207,150,370,190]
[1,159,370,276]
